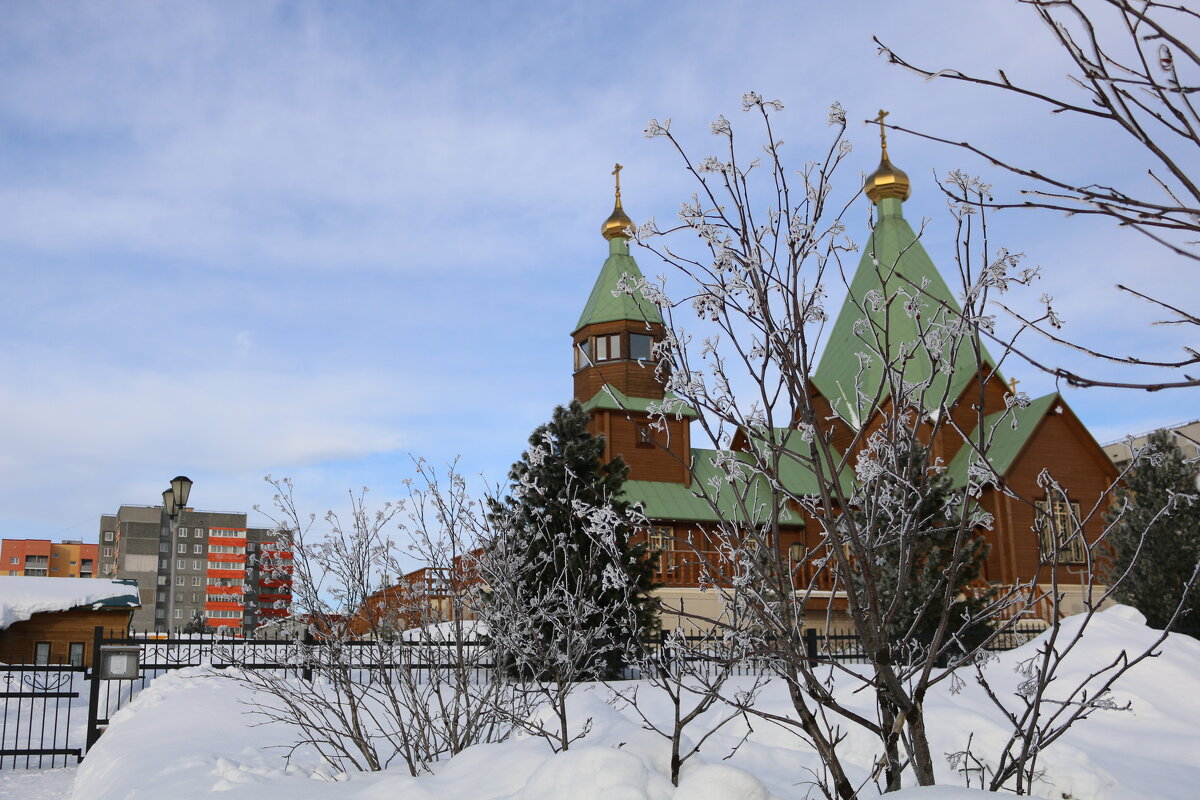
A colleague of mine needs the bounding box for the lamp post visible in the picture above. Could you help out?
[163,476,193,633]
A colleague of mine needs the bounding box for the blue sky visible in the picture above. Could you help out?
[1,1,1196,541]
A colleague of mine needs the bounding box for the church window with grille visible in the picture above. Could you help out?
[647,526,672,553]
[1036,497,1086,563]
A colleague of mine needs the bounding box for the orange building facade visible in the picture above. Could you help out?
[2,539,98,578]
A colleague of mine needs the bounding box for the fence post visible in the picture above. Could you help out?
[84,626,104,753]
[804,627,819,663]
[301,628,314,682]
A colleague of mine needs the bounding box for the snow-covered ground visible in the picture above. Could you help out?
[59,605,1199,800]
[0,767,76,800]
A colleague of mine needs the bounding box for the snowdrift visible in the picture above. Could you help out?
[73,606,1199,799]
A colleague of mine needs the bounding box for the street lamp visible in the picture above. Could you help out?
[163,476,193,633]
[170,476,193,508]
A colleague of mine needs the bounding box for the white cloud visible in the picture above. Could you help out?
[0,353,414,487]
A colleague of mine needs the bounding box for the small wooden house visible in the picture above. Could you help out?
[0,577,140,665]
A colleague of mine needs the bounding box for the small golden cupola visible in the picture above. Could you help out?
[864,109,911,203]
[601,162,635,240]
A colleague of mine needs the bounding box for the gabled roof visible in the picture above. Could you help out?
[814,196,999,426]
[581,384,697,418]
[945,393,1058,487]
[574,236,664,333]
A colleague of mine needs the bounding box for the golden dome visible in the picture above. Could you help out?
[601,197,634,240]
[865,155,911,203]
[864,108,911,204]
[601,162,634,240]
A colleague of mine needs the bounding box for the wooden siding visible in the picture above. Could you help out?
[636,519,829,592]
[591,410,691,484]
[572,319,667,402]
[936,371,1011,467]
[808,389,858,457]
[0,607,134,665]
[990,404,1118,586]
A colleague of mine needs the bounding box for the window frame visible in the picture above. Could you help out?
[646,526,672,553]
[1036,497,1087,564]
[592,333,621,363]
[636,422,656,448]
[629,332,654,362]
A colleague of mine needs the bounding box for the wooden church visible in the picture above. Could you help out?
[368,137,1120,634]
[571,146,1119,629]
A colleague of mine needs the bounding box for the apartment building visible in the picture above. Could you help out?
[1103,419,1200,472]
[2,539,98,578]
[98,505,292,634]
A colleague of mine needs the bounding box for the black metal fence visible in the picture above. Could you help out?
[0,619,1053,769]
[640,621,1050,678]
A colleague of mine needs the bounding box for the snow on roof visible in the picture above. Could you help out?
[0,577,140,630]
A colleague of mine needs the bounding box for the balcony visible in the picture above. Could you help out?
[652,549,836,593]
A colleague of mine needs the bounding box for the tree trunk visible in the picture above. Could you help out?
[786,679,857,799]
[905,700,937,786]
[880,698,903,792]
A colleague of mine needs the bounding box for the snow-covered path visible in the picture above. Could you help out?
[0,767,75,800]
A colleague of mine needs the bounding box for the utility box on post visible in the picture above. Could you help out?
[99,645,140,679]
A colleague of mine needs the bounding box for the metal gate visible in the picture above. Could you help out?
[0,664,86,768]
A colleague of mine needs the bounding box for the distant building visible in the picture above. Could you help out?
[0,576,140,665]
[1103,419,1200,472]
[98,505,292,634]
[1,539,98,579]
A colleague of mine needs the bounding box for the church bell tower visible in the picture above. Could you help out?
[572,165,692,484]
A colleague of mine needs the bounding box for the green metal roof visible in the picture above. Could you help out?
[945,393,1057,487]
[574,236,664,333]
[88,578,142,610]
[814,197,1000,426]
[621,439,841,524]
[581,384,697,418]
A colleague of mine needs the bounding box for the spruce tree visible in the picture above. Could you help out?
[182,610,209,635]
[484,400,660,680]
[1105,429,1200,631]
[852,441,991,656]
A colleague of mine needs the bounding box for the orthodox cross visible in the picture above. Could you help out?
[1009,376,1021,395]
[613,162,623,200]
[870,109,890,158]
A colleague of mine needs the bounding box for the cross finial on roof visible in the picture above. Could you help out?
[1009,377,1021,394]
[612,163,623,200]
[870,109,890,159]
